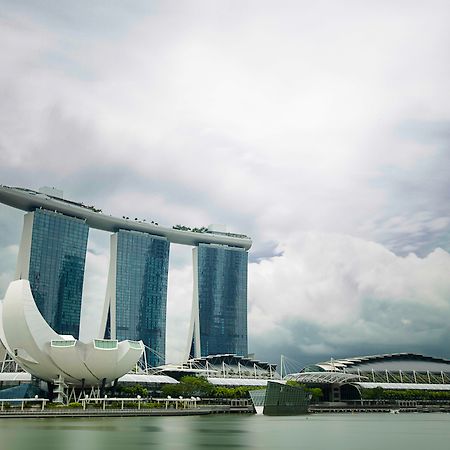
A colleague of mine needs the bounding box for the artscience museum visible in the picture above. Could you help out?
[0,280,144,402]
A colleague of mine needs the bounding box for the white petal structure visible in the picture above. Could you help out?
[0,280,144,386]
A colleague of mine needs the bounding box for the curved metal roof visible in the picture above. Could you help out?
[118,374,179,384]
[285,372,366,384]
[0,185,252,250]
[207,377,274,386]
[355,382,450,391]
[186,354,276,371]
[313,353,450,373]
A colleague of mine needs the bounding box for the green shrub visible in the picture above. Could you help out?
[68,402,82,408]
[141,402,163,409]
[123,401,137,408]
[361,388,450,401]
[162,376,214,398]
[115,384,149,398]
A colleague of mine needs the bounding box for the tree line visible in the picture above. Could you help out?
[114,376,324,400]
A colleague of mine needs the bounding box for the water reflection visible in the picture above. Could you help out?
[1,414,450,450]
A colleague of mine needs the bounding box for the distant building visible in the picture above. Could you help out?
[102,230,170,367]
[15,209,89,338]
[249,381,310,415]
[158,353,279,386]
[286,353,450,402]
[187,244,248,358]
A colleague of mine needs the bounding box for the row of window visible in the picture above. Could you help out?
[28,210,89,338]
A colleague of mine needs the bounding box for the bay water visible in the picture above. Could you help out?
[1,413,449,450]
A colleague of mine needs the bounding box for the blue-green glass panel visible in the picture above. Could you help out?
[115,230,169,367]
[28,209,89,338]
[197,244,248,357]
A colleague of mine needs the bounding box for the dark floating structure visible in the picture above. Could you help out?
[249,381,310,415]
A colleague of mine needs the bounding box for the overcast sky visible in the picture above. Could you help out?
[1,0,449,370]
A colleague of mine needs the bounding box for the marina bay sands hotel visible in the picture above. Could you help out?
[0,185,251,367]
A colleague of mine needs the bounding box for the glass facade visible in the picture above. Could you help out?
[197,243,248,357]
[51,340,76,348]
[250,382,310,416]
[115,230,169,367]
[28,209,89,338]
[94,339,118,350]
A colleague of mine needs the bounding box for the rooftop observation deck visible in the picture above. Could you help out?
[0,185,252,250]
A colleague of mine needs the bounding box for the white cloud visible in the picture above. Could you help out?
[166,246,194,363]
[1,2,449,249]
[249,232,450,359]
[0,245,18,299]
[78,246,109,341]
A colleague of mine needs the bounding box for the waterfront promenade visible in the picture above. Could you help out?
[2,401,450,418]
[0,397,253,418]
[0,405,232,419]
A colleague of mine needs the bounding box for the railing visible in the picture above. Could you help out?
[0,398,49,411]
[80,396,201,410]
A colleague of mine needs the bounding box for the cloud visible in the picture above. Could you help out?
[248,232,450,365]
[166,254,194,362]
[1,3,449,250]
[1,1,450,367]
[78,242,109,341]
[0,245,18,299]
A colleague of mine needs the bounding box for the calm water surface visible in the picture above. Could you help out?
[1,413,449,450]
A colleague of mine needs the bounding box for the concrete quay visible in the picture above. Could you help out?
[0,405,233,419]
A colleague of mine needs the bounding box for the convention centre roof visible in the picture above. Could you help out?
[303,353,450,374]
[185,354,277,373]
[285,372,365,384]
[153,354,279,382]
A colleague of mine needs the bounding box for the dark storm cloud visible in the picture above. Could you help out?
[251,307,450,369]
[249,232,450,365]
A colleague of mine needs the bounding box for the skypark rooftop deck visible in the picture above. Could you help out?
[0,185,252,250]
